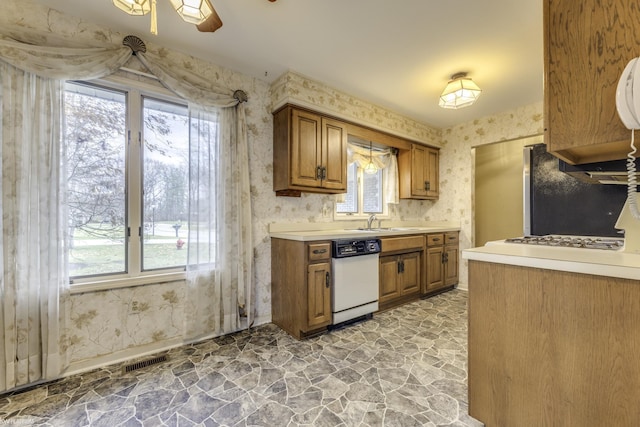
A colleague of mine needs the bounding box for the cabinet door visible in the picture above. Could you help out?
[425,147,439,198]
[307,262,331,328]
[379,255,401,304]
[290,109,322,187]
[426,246,444,291]
[321,118,348,191]
[545,0,639,163]
[410,144,428,197]
[400,144,439,200]
[400,252,421,295]
[444,245,459,286]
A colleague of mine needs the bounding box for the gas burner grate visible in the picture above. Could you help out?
[504,235,624,250]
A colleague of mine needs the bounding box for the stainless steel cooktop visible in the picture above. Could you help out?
[504,235,624,251]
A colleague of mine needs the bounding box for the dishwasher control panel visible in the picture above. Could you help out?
[332,238,381,258]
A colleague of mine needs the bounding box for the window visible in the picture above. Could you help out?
[65,81,192,280]
[336,162,388,218]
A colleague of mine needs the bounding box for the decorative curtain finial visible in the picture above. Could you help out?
[233,89,248,103]
[123,35,147,55]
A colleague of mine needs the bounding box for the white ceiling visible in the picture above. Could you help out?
[33,0,543,129]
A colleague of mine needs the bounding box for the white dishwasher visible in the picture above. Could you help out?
[331,238,381,325]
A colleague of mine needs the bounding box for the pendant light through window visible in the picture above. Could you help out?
[363,141,378,175]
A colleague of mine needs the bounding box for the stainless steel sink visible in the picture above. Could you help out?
[345,227,420,232]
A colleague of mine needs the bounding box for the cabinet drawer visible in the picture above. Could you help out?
[427,234,445,246]
[444,232,459,245]
[381,235,425,254]
[308,243,331,261]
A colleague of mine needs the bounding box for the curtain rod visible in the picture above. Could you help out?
[348,141,391,153]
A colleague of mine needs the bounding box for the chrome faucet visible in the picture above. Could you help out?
[367,214,378,230]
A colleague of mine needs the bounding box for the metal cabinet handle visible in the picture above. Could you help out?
[322,166,327,180]
[425,181,430,191]
[316,166,323,180]
[432,237,440,242]
[325,271,330,288]
[313,248,327,254]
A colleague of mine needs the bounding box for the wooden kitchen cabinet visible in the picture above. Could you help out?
[378,235,425,310]
[544,0,640,164]
[425,232,459,295]
[398,143,439,200]
[271,239,332,339]
[273,105,348,196]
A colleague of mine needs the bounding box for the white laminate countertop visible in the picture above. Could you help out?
[269,222,460,242]
[462,240,640,281]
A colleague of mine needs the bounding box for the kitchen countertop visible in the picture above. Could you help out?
[462,240,640,280]
[269,222,460,242]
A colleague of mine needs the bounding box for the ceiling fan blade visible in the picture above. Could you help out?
[196,2,223,33]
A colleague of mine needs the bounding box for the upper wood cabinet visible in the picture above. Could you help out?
[544,0,640,164]
[398,143,439,199]
[273,106,348,196]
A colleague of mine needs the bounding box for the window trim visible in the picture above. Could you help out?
[66,76,191,288]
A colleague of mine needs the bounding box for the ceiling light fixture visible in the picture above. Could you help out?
[112,0,214,35]
[363,141,378,175]
[439,72,482,109]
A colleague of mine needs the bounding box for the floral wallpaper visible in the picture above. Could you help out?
[3,2,543,374]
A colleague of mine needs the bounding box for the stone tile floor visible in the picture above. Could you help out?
[0,289,482,426]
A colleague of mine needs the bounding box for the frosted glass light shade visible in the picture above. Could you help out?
[112,0,151,15]
[168,0,213,24]
[439,74,482,109]
[363,161,378,175]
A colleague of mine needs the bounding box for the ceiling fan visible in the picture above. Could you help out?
[112,0,277,35]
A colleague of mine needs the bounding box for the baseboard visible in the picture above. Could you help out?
[456,281,469,291]
[65,316,273,378]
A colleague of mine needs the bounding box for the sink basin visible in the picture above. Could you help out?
[345,228,391,232]
[344,227,420,232]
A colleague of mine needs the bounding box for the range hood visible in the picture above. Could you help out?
[559,157,640,185]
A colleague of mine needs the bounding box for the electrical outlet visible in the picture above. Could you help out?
[322,205,331,218]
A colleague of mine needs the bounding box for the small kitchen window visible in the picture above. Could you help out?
[335,142,398,219]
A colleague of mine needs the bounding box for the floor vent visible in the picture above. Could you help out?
[122,355,168,374]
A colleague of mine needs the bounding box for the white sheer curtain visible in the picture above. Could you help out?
[0,62,70,391]
[136,49,253,338]
[0,33,253,391]
[184,106,252,338]
[346,142,400,205]
[0,36,131,392]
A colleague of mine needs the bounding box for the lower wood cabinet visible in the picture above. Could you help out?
[425,232,459,295]
[379,252,421,304]
[271,238,332,339]
[378,235,425,311]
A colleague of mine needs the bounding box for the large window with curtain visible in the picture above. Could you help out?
[65,80,195,280]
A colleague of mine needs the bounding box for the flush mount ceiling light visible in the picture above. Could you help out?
[439,72,482,109]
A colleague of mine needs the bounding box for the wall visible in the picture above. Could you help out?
[2,2,449,374]
[437,103,545,286]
